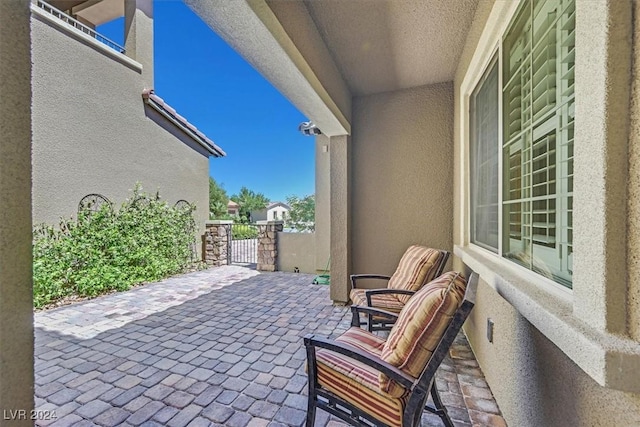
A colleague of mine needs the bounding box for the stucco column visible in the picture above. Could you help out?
[0,0,34,422]
[329,135,351,303]
[203,220,231,266]
[315,134,331,272]
[573,0,632,334]
[628,0,640,341]
[124,0,153,87]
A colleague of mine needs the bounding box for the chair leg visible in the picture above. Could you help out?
[430,384,454,427]
[306,396,317,427]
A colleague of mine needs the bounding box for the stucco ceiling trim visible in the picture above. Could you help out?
[184,0,350,137]
[251,0,351,132]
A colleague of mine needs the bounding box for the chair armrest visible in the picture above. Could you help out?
[350,274,392,289]
[350,305,399,327]
[304,334,415,389]
[364,289,415,306]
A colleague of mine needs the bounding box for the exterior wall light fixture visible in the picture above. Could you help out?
[298,121,322,136]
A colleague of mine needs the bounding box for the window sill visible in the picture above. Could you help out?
[455,244,640,393]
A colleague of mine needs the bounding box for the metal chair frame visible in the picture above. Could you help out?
[350,250,451,331]
[305,272,478,427]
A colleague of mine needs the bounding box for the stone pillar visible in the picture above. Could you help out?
[203,220,232,267]
[257,220,284,272]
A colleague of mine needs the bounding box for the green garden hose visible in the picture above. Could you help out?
[312,257,330,285]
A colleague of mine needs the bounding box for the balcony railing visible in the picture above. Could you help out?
[36,0,126,54]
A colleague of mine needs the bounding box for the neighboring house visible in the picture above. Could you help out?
[250,201,290,222]
[4,1,640,427]
[30,0,224,233]
[226,200,240,216]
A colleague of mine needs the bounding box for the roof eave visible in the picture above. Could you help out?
[142,89,226,157]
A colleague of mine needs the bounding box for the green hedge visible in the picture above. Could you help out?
[33,187,197,308]
[232,224,259,240]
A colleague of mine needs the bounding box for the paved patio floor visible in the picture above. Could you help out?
[34,266,506,427]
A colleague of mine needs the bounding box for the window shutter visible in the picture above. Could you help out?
[501,0,574,287]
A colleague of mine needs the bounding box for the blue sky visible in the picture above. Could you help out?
[98,1,315,203]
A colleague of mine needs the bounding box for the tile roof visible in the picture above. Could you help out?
[142,89,225,157]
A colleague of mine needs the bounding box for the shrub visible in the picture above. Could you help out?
[286,194,315,232]
[231,223,259,240]
[33,186,197,308]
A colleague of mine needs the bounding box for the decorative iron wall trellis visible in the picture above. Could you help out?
[78,193,112,216]
[132,195,151,208]
[230,223,259,265]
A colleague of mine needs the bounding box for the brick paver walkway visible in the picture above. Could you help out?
[33,266,506,427]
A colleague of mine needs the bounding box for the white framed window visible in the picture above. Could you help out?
[469,0,575,288]
[470,56,500,253]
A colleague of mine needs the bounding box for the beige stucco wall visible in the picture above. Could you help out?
[454,0,640,425]
[629,0,640,341]
[277,232,316,273]
[329,134,351,303]
[0,0,34,423]
[278,134,332,277]
[30,12,210,238]
[467,279,640,427]
[350,83,454,280]
[315,135,331,272]
[572,0,631,335]
[125,0,153,88]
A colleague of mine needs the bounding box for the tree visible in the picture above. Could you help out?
[230,187,269,222]
[209,177,229,219]
[286,194,315,232]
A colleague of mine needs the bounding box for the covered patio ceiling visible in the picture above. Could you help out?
[184,0,481,136]
[270,0,480,96]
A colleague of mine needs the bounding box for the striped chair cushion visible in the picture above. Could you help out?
[388,246,446,303]
[349,289,405,313]
[315,328,408,427]
[380,272,467,396]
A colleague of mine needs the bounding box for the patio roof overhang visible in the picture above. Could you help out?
[184,0,480,137]
[48,0,125,27]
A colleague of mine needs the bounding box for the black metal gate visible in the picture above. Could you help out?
[230,223,259,265]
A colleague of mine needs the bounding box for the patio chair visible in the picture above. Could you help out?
[350,245,450,331]
[304,270,478,427]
